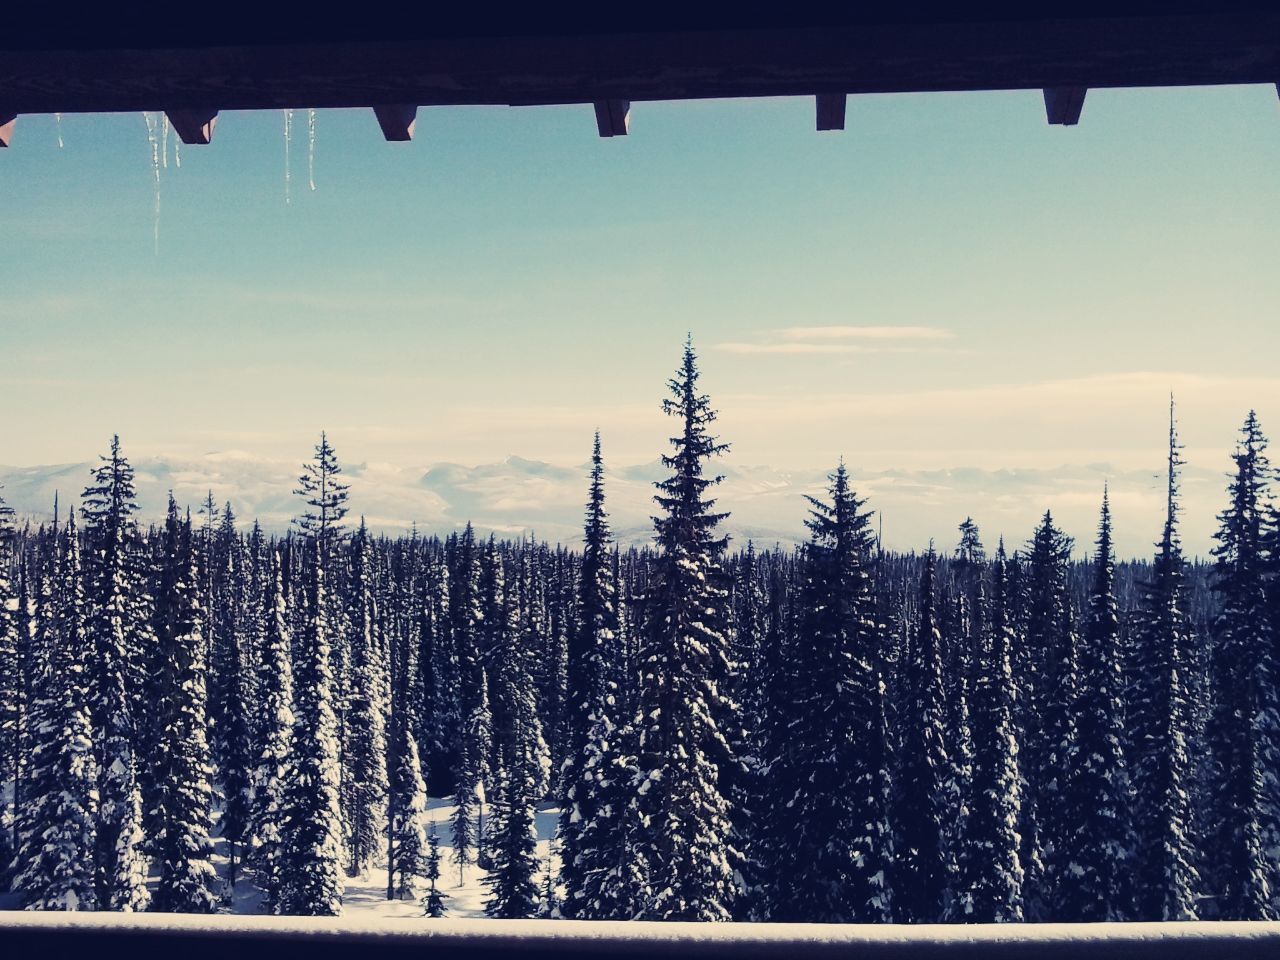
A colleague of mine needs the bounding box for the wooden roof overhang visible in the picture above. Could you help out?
[2,5,1278,146]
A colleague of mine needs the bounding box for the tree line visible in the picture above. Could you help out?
[1,341,1278,922]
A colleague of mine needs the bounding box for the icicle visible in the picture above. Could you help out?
[283,108,294,205]
[308,108,317,191]
[174,136,182,169]
[142,112,162,254]
[54,112,64,148]
[161,114,170,169]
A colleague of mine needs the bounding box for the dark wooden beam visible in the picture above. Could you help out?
[593,99,630,137]
[165,108,218,144]
[816,93,846,130]
[1044,85,1087,124]
[0,112,13,147]
[373,105,418,141]
[1,12,1277,116]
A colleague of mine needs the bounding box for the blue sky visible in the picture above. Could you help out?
[4,85,1280,553]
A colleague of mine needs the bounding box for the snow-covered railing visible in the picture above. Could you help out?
[2,915,1280,959]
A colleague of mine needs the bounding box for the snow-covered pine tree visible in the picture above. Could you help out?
[14,510,98,911]
[894,545,956,922]
[274,434,350,915]
[344,519,389,877]
[386,714,428,899]
[937,583,975,916]
[0,488,21,877]
[761,461,893,923]
[10,560,39,881]
[1128,399,1199,921]
[725,540,768,920]
[386,611,429,901]
[449,523,484,790]
[483,555,545,919]
[420,550,458,793]
[450,669,489,885]
[541,556,571,791]
[422,826,447,917]
[558,431,624,918]
[79,436,152,910]
[519,545,556,797]
[475,538,509,867]
[1018,510,1077,919]
[956,542,1024,922]
[1058,488,1131,921]
[278,539,347,915]
[946,515,985,849]
[539,838,563,918]
[557,481,647,919]
[210,505,254,895]
[1204,411,1280,919]
[630,339,741,922]
[151,497,219,913]
[248,552,295,912]
[551,549,581,761]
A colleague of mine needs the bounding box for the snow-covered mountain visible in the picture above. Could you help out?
[0,453,1227,557]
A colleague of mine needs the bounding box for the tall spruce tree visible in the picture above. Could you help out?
[80,436,152,910]
[761,462,893,923]
[558,432,625,917]
[483,576,543,919]
[1128,399,1199,920]
[14,511,98,910]
[556,449,645,920]
[248,553,295,911]
[422,826,447,917]
[278,542,346,915]
[451,670,490,885]
[151,497,219,913]
[210,505,254,894]
[344,520,390,877]
[1019,510,1077,919]
[274,435,350,915]
[386,716,429,899]
[420,551,458,793]
[1204,411,1280,919]
[0,489,22,876]
[630,339,741,921]
[386,601,429,901]
[450,524,484,758]
[1058,488,1131,920]
[894,546,956,922]
[956,543,1024,921]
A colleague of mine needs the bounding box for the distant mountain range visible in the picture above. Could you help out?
[0,453,1230,558]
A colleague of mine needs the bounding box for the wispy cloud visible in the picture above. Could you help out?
[717,342,877,355]
[778,325,955,341]
[718,324,957,356]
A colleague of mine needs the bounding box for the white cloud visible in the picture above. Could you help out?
[716,342,874,355]
[778,325,955,341]
[718,325,957,355]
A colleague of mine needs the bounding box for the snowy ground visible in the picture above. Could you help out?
[216,798,561,920]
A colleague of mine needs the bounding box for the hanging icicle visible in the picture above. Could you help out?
[308,108,317,191]
[174,135,182,169]
[161,114,170,169]
[142,112,162,254]
[283,108,294,205]
[54,112,64,149]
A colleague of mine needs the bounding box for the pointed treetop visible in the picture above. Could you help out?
[293,430,351,553]
[584,431,610,552]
